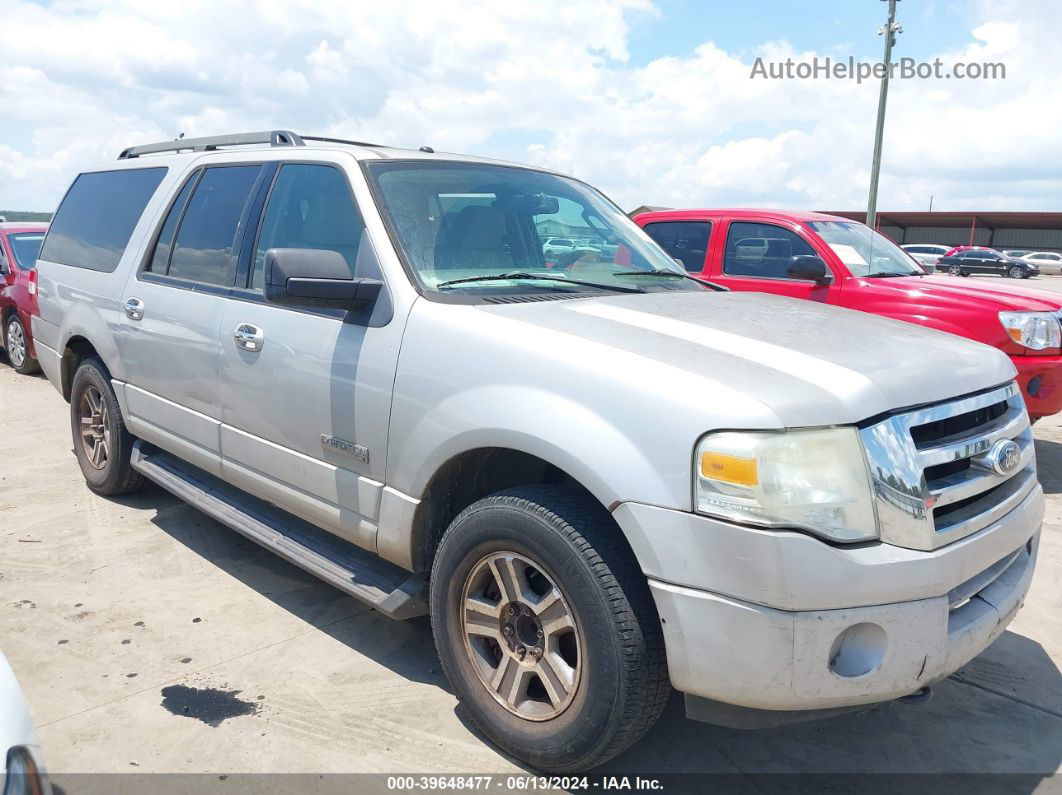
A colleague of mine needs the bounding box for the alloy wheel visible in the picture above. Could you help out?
[79,385,112,470]
[1009,266,1024,279]
[460,551,581,721]
[6,320,25,368]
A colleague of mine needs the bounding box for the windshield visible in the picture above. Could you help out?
[8,233,45,270]
[808,221,922,277]
[366,161,702,298]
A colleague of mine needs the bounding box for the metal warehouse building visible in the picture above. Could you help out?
[822,211,1062,254]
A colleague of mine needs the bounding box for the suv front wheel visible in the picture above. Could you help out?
[70,357,143,496]
[430,485,670,773]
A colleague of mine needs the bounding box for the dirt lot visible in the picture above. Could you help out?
[1,307,1061,780]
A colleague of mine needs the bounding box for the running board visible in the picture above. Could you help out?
[130,442,427,619]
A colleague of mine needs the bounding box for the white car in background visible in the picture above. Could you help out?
[541,237,578,257]
[901,244,951,269]
[1,652,50,795]
[1022,251,1062,274]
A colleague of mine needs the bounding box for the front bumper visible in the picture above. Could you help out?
[614,486,1042,714]
[1012,354,1062,418]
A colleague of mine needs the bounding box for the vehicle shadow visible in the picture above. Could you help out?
[116,483,443,689]
[602,629,1061,781]
[0,348,47,377]
[124,483,1061,781]
[1034,437,1062,494]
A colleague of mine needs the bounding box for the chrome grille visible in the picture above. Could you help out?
[860,382,1036,551]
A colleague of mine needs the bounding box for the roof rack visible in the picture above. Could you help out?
[117,130,305,160]
[300,135,384,148]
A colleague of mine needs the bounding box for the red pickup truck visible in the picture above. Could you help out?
[635,209,1062,419]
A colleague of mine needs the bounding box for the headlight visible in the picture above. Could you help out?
[694,428,878,543]
[999,311,1061,351]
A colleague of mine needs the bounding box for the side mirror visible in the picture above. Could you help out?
[264,248,383,311]
[788,255,832,285]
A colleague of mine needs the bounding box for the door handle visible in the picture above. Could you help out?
[124,297,145,320]
[233,323,264,352]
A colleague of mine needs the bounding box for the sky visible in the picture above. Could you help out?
[0,0,1058,213]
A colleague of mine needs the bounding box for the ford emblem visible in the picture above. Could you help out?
[988,439,1021,476]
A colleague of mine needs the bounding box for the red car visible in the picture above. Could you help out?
[635,208,1062,419]
[0,222,48,374]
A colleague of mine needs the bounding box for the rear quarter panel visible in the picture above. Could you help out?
[34,163,186,387]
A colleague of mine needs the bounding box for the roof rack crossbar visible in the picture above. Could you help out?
[117,130,305,159]
[299,135,384,148]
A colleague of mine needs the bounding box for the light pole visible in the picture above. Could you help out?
[866,0,902,230]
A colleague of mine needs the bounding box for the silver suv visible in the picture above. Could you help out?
[33,131,1042,771]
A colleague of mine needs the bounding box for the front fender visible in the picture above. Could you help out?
[875,312,978,341]
[389,383,678,513]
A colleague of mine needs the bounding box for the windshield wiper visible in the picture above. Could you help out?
[436,272,643,294]
[612,269,729,292]
[863,271,918,278]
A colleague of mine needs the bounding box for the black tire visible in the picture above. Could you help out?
[70,356,143,496]
[4,314,39,375]
[430,485,670,773]
[1009,266,1024,279]
[948,265,962,277]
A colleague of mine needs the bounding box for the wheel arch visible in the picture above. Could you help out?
[60,335,103,401]
[405,446,632,576]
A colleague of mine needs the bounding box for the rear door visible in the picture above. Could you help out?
[709,219,841,302]
[217,159,402,553]
[641,220,713,273]
[119,163,266,475]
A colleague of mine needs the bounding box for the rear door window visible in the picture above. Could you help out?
[642,221,712,273]
[40,168,167,272]
[146,174,199,274]
[165,166,261,287]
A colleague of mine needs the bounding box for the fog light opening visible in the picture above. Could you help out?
[828,622,887,678]
[1027,375,1042,398]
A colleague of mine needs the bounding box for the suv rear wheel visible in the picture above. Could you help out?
[430,485,670,772]
[70,357,143,496]
[4,315,38,375]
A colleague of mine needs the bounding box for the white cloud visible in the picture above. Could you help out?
[0,0,1058,214]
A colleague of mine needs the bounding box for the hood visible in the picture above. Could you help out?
[479,291,1016,427]
[855,274,1062,312]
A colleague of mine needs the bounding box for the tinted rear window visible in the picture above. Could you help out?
[8,233,46,269]
[40,168,167,272]
[166,165,261,286]
[642,221,712,272]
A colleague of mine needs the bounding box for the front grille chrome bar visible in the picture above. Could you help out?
[929,436,1034,508]
[860,382,1033,551]
[917,404,1027,467]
